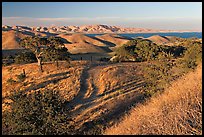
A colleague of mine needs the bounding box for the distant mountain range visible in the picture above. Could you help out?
[2,24,198,34]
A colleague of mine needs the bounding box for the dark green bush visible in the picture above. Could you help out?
[181,41,202,69]
[114,39,162,62]
[114,45,136,62]
[133,40,162,62]
[143,52,174,97]
[162,45,186,58]
[16,73,26,82]
[2,90,74,135]
[14,51,37,64]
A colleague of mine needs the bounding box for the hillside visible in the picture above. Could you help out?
[58,33,105,46]
[2,30,28,49]
[2,61,147,134]
[2,30,132,56]
[146,35,170,45]
[95,34,131,48]
[105,64,202,135]
[2,24,174,34]
[64,42,106,54]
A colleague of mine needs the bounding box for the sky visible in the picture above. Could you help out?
[2,2,202,31]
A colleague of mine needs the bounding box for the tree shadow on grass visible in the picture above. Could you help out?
[76,91,146,135]
[21,71,70,92]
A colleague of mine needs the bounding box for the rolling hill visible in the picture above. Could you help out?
[64,42,106,54]
[58,33,105,46]
[95,34,132,47]
[105,64,202,135]
[2,30,26,49]
[146,35,170,45]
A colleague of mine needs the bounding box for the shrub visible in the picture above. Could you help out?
[7,78,16,84]
[114,39,162,62]
[14,51,37,64]
[162,45,186,58]
[133,40,162,62]
[114,46,136,62]
[100,57,110,62]
[16,73,26,82]
[2,89,74,135]
[143,52,174,97]
[181,41,202,70]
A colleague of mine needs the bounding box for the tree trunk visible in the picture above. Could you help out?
[36,57,43,72]
[23,69,26,77]
[56,60,59,69]
[66,58,71,68]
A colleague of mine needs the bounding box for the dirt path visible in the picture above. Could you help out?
[66,62,146,131]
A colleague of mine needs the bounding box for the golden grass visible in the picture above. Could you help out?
[95,34,130,47]
[2,30,22,49]
[2,30,33,49]
[96,64,143,95]
[2,61,89,112]
[146,35,170,45]
[65,42,105,54]
[58,33,105,46]
[105,64,202,135]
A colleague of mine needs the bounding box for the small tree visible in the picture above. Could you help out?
[20,36,70,71]
[20,36,48,72]
[45,36,70,68]
[114,39,162,62]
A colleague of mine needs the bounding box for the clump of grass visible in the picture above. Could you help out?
[16,73,26,82]
[7,67,13,72]
[7,78,16,84]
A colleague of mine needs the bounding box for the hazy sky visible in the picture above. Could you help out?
[2,2,202,31]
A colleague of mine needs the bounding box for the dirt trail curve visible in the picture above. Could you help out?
[66,62,146,130]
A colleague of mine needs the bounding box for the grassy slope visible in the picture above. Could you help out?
[105,63,202,135]
[2,61,146,133]
[2,30,22,49]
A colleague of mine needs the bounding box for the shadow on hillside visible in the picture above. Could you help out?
[64,62,146,134]
[99,46,113,52]
[40,31,58,37]
[66,62,108,109]
[58,37,72,44]
[68,77,145,118]
[91,37,116,47]
[21,71,70,92]
[114,35,133,40]
[77,90,146,135]
[70,53,110,61]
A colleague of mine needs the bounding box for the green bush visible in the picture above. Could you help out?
[143,52,174,97]
[16,73,26,82]
[114,39,162,62]
[161,45,186,58]
[2,90,74,135]
[181,41,202,70]
[133,40,162,62]
[143,40,202,98]
[114,45,136,62]
[14,51,37,64]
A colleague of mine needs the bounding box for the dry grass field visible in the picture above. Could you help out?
[2,60,148,133]
[2,28,202,135]
[105,63,202,135]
